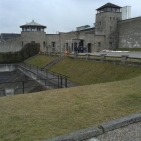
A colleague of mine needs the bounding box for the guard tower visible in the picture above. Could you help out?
[95,3,122,50]
[20,20,47,51]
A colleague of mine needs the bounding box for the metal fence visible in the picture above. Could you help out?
[0,76,68,96]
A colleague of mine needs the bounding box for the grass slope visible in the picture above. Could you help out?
[49,58,141,85]
[0,77,141,141]
[1,55,141,140]
[26,55,57,68]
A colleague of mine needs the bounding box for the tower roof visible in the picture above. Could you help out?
[96,2,121,10]
[20,20,46,28]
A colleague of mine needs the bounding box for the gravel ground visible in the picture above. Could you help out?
[87,122,141,141]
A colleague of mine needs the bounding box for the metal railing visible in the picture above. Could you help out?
[19,62,69,88]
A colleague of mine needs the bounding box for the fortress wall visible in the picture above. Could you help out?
[118,17,141,48]
[94,35,105,52]
[46,34,60,52]
[59,32,78,52]
[0,37,22,52]
[21,31,47,51]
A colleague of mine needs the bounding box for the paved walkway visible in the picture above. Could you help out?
[77,51,141,59]
[90,121,141,141]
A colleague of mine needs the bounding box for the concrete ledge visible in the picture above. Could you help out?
[44,126,103,141]
[98,113,141,133]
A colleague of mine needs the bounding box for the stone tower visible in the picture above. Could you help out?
[95,3,122,50]
[20,20,47,51]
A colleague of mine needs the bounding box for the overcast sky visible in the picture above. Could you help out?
[0,0,140,34]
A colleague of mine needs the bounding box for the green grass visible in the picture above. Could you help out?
[0,76,141,141]
[1,55,141,140]
[49,58,141,85]
[25,55,57,68]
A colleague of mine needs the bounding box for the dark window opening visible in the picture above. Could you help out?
[88,43,91,53]
[43,41,45,48]
[52,42,55,47]
[31,41,35,44]
[110,26,112,31]
[98,42,101,47]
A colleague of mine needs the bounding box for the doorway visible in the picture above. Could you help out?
[88,43,91,53]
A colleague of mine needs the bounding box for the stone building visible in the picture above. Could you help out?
[0,2,141,53]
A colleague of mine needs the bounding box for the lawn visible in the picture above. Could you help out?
[1,55,141,141]
[25,54,57,68]
[0,76,141,141]
[49,58,141,85]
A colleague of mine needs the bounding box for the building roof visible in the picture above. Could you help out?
[1,33,20,41]
[96,2,121,10]
[20,20,46,28]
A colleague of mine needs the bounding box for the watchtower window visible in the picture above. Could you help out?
[110,26,112,31]
[113,17,115,21]
[110,17,112,21]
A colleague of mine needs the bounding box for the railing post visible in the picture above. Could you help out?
[65,76,67,88]
[58,75,60,88]
[23,81,24,94]
[60,75,62,88]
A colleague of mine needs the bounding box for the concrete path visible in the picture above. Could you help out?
[77,51,141,59]
[93,122,141,141]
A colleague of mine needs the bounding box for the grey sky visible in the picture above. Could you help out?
[0,0,140,34]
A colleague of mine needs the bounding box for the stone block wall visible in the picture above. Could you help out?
[46,34,60,52]
[0,37,22,52]
[21,31,46,51]
[118,17,141,48]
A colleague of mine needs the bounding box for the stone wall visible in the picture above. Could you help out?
[46,34,60,52]
[21,31,46,51]
[95,12,121,50]
[0,37,22,52]
[118,17,141,48]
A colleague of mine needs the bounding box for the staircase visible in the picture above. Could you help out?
[41,56,64,70]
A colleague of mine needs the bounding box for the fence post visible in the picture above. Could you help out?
[45,79,46,86]
[23,81,24,94]
[60,75,62,88]
[65,76,67,88]
[37,66,38,73]
[30,64,31,70]
[58,75,60,88]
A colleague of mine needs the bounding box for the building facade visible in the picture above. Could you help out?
[0,3,141,53]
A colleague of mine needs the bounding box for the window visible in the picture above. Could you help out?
[52,42,55,47]
[100,21,101,26]
[113,17,115,21]
[43,41,45,48]
[110,26,112,31]
[110,17,112,21]
[98,42,101,47]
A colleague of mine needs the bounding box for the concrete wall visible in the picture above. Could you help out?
[118,17,141,48]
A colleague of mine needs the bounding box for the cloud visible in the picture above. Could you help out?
[0,0,141,33]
